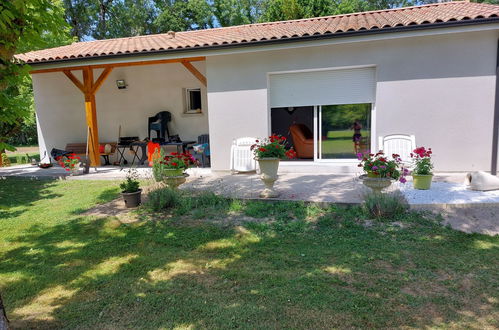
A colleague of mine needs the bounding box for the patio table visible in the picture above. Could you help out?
[116,141,148,166]
[160,141,196,154]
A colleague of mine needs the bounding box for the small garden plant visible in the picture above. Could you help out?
[120,168,140,193]
[357,151,408,183]
[363,191,409,219]
[0,153,10,167]
[152,150,198,181]
[144,186,181,211]
[251,135,297,159]
[411,146,433,175]
[160,151,197,170]
[58,153,81,172]
[152,149,167,181]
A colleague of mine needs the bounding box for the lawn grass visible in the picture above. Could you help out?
[322,129,370,159]
[2,152,40,166]
[0,178,498,329]
[3,146,40,165]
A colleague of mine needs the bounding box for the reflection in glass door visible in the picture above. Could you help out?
[316,104,372,160]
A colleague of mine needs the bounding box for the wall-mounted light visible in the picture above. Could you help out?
[116,79,127,89]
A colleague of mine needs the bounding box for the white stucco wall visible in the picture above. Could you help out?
[206,30,498,171]
[33,61,208,162]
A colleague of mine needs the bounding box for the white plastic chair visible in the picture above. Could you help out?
[230,137,258,173]
[378,134,416,163]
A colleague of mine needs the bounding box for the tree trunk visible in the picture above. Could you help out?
[0,293,9,330]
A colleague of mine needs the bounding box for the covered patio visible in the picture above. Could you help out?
[32,55,209,167]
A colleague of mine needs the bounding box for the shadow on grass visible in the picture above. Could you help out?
[95,187,121,204]
[1,207,498,328]
[70,187,121,215]
[0,178,60,219]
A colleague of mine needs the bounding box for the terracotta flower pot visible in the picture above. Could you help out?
[412,174,433,190]
[257,158,280,198]
[122,189,142,208]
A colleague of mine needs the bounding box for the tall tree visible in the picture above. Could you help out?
[92,0,114,39]
[63,0,94,40]
[106,0,159,37]
[260,0,414,22]
[213,0,263,26]
[0,0,71,163]
[154,0,214,32]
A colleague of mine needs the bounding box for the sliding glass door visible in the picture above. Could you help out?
[315,104,372,161]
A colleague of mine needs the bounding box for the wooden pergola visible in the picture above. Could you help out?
[31,56,207,166]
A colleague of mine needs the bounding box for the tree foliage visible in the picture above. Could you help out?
[60,0,426,41]
[0,0,72,154]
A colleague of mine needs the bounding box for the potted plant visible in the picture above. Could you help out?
[251,135,296,198]
[410,147,433,190]
[58,153,81,175]
[357,151,408,193]
[153,151,197,188]
[120,168,141,208]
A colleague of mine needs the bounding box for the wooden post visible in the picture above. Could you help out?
[63,66,114,166]
[82,67,101,166]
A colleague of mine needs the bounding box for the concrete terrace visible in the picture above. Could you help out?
[2,164,499,235]
[2,164,499,205]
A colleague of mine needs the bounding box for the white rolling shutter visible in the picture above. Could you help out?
[269,67,376,108]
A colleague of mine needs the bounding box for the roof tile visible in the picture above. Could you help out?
[16,1,499,64]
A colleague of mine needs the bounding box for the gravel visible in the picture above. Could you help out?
[397,181,499,205]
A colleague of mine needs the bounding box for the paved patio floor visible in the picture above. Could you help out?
[2,164,498,235]
[3,164,499,205]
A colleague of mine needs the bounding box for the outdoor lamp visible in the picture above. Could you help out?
[116,79,127,89]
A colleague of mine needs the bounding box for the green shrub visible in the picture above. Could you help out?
[152,150,167,182]
[144,187,182,212]
[15,154,29,164]
[1,153,11,167]
[174,191,230,215]
[192,191,228,208]
[363,191,409,219]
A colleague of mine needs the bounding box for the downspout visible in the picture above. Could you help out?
[491,39,499,175]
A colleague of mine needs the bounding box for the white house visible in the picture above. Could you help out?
[16,1,499,173]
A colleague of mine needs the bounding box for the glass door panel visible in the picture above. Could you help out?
[318,104,371,160]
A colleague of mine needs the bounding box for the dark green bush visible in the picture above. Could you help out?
[363,191,409,219]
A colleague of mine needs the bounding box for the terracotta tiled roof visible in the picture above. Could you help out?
[16,1,499,64]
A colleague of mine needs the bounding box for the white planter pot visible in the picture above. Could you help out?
[257,158,280,198]
[360,175,393,193]
[69,166,83,176]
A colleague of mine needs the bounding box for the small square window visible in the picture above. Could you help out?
[184,88,202,114]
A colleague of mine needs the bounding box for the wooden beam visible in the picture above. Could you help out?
[30,56,206,74]
[181,60,207,86]
[82,67,101,166]
[91,67,113,93]
[63,70,85,93]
